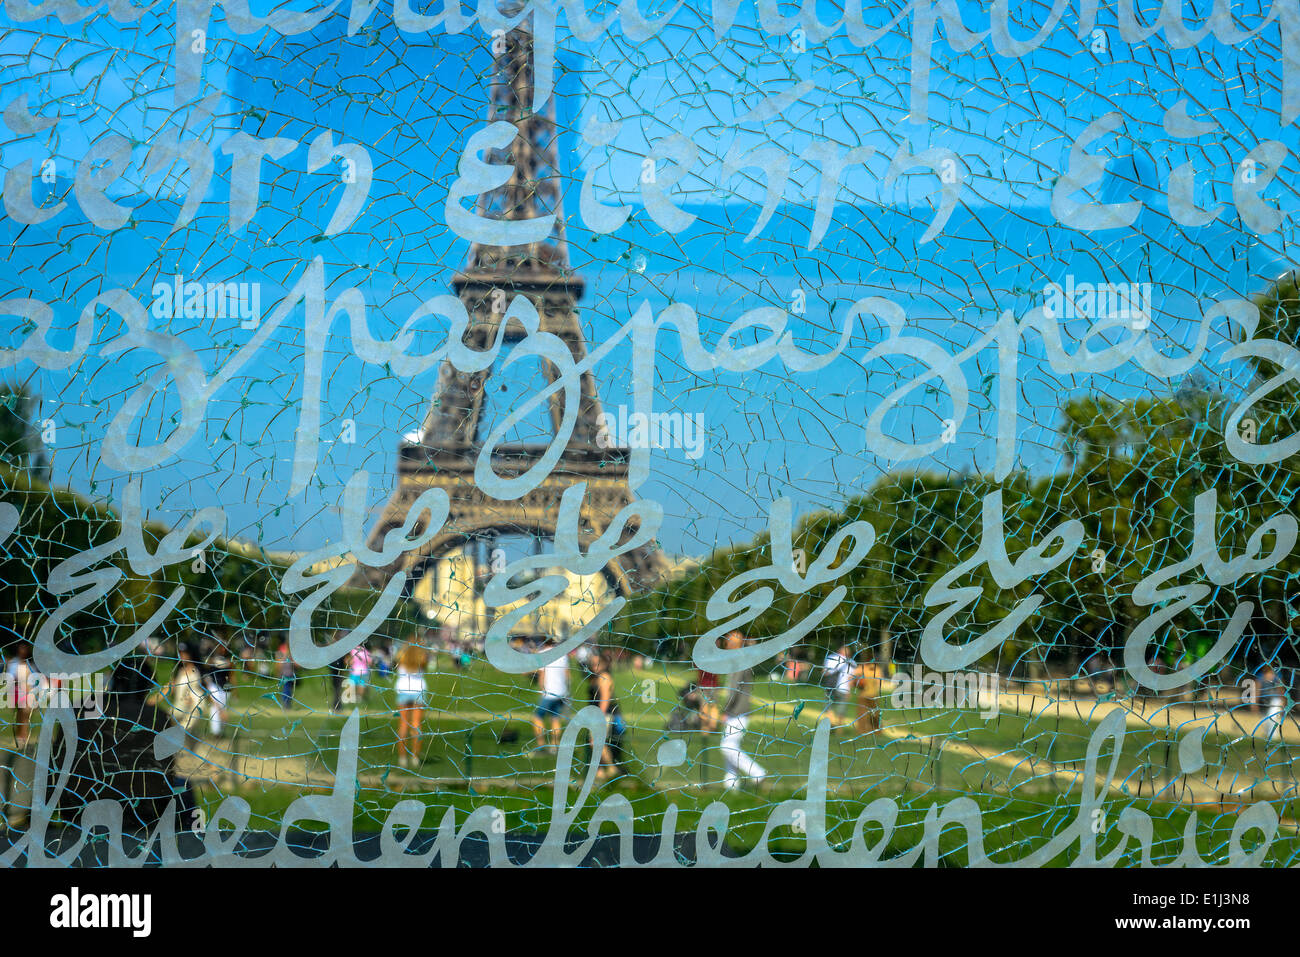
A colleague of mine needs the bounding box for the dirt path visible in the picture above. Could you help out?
[176,739,335,790]
[989,683,1300,745]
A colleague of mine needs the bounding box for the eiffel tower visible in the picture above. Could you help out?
[357,19,669,606]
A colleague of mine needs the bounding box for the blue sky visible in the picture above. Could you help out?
[0,0,1295,560]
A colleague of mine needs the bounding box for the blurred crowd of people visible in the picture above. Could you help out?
[4,623,1300,835]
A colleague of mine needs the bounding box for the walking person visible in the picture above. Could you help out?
[1259,665,1288,741]
[346,642,372,707]
[854,659,884,734]
[165,641,206,737]
[720,631,767,789]
[394,643,429,769]
[822,644,855,727]
[588,652,630,780]
[1,640,36,828]
[275,639,296,709]
[202,641,234,738]
[531,650,570,753]
[3,641,34,749]
[575,645,598,769]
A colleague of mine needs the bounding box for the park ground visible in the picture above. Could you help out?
[5,655,1300,865]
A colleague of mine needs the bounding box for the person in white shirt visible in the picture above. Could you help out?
[823,645,855,727]
[1259,666,1288,742]
[532,651,570,752]
[165,642,205,737]
[721,631,766,789]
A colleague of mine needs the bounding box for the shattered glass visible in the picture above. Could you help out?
[0,0,1298,867]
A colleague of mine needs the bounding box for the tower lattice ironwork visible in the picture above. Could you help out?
[357,20,669,602]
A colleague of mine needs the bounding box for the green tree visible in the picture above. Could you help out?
[0,384,50,484]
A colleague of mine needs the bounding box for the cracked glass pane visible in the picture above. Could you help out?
[0,0,1297,878]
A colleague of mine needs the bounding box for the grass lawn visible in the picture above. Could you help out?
[5,653,1299,864]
